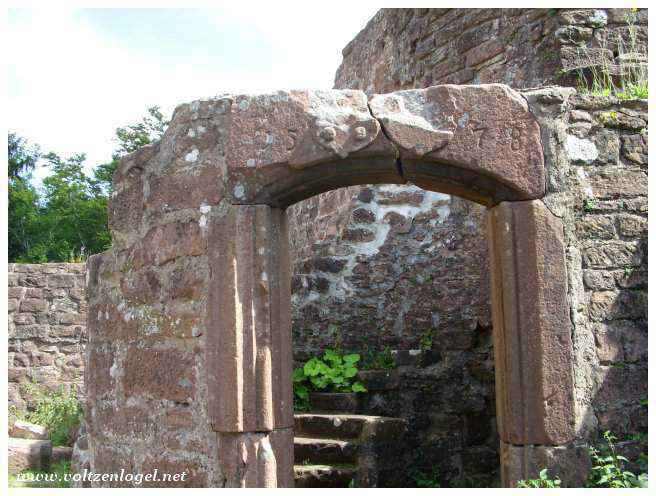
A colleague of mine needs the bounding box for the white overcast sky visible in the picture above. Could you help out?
[7,5,378,182]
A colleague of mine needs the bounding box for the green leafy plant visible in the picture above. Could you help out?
[362,346,395,370]
[293,349,367,411]
[583,198,597,212]
[20,383,83,446]
[293,367,311,412]
[419,329,434,352]
[412,468,441,488]
[517,469,561,488]
[587,431,648,488]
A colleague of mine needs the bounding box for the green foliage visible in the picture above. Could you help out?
[8,106,168,263]
[25,152,111,262]
[412,468,441,487]
[114,106,168,158]
[517,469,561,488]
[293,348,366,411]
[568,9,647,100]
[419,329,434,351]
[587,431,648,488]
[20,383,83,446]
[293,367,311,411]
[9,460,72,488]
[362,346,396,370]
[521,431,648,489]
[8,134,41,261]
[583,198,597,212]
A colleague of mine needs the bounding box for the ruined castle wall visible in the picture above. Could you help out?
[8,263,87,412]
[287,7,647,485]
[334,8,647,92]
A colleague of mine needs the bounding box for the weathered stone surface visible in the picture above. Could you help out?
[47,8,648,489]
[10,420,49,440]
[217,431,281,487]
[500,442,591,487]
[370,84,545,203]
[8,437,52,474]
[205,204,292,432]
[212,89,399,206]
[228,90,380,169]
[294,464,356,488]
[294,437,358,465]
[122,346,196,402]
[8,263,86,412]
[488,200,575,445]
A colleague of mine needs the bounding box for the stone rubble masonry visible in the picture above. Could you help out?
[8,263,87,412]
[7,7,648,489]
[284,7,647,486]
[335,8,647,92]
[523,87,647,482]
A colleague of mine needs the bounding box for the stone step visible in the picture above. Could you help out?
[294,436,358,465]
[294,464,356,488]
[294,413,406,441]
[8,437,52,474]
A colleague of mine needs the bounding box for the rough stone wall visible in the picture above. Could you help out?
[334,8,647,92]
[518,87,648,482]
[554,93,648,441]
[11,7,644,488]
[80,212,221,487]
[8,263,87,412]
[286,7,647,486]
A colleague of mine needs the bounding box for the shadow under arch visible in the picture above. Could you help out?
[231,154,540,209]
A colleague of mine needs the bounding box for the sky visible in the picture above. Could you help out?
[7,6,378,183]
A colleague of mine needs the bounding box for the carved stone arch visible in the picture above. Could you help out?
[88,84,575,487]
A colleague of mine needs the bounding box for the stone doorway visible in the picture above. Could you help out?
[88,84,576,487]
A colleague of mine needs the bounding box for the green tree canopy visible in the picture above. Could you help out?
[7,106,169,263]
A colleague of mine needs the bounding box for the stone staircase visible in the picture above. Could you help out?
[293,412,406,487]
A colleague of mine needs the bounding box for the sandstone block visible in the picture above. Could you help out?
[575,216,616,239]
[10,420,49,440]
[8,437,52,474]
[370,84,545,204]
[217,431,283,488]
[488,200,575,445]
[122,346,196,402]
[582,241,643,268]
[46,273,77,288]
[500,442,590,487]
[205,205,293,432]
[616,214,647,238]
[20,298,48,313]
[465,39,505,67]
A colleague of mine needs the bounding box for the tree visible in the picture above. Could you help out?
[7,106,169,262]
[8,134,41,261]
[8,132,39,180]
[36,152,111,261]
[93,105,168,192]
